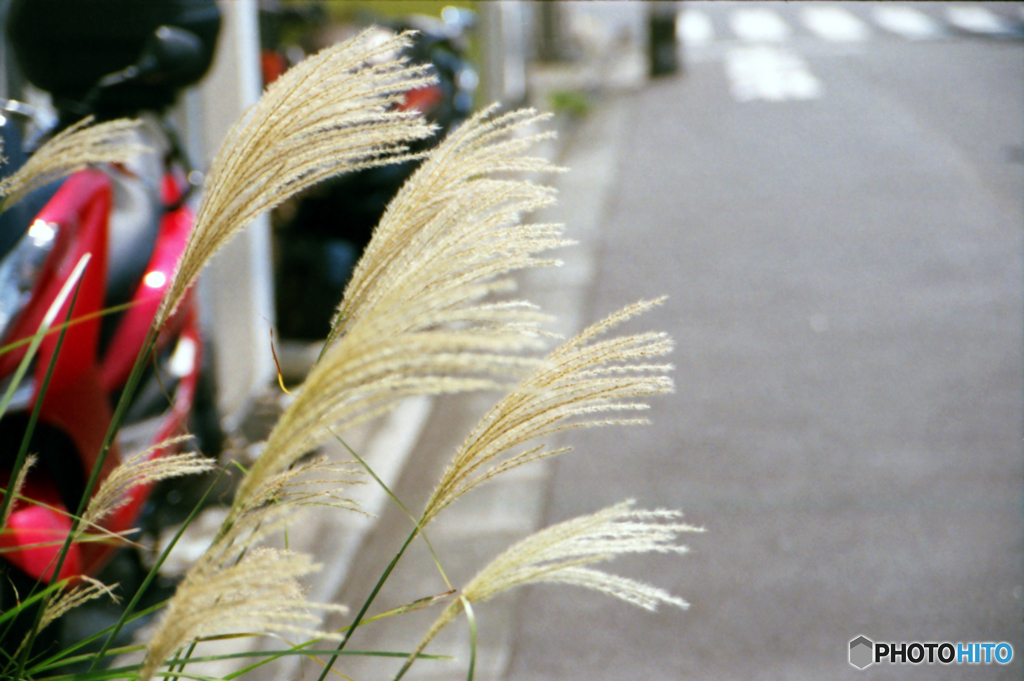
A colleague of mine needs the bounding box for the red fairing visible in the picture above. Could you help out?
[0,474,80,581]
[99,172,193,391]
[0,169,204,582]
[33,172,120,487]
[0,171,109,377]
[0,170,113,581]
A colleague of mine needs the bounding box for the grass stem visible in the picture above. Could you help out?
[315,526,419,681]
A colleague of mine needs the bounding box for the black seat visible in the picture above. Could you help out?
[7,0,220,118]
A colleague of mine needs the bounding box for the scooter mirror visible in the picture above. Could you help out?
[140,26,207,82]
[98,26,205,90]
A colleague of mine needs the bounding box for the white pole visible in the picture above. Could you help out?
[189,0,275,430]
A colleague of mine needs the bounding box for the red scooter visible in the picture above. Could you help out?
[0,0,222,619]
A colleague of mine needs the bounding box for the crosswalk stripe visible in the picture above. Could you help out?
[730,7,791,43]
[800,5,871,42]
[682,2,1020,49]
[724,45,823,102]
[871,5,945,40]
[677,10,715,46]
[945,5,1014,35]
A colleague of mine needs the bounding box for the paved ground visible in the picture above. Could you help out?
[507,4,1024,681]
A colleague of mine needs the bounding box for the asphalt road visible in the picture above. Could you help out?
[504,4,1024,681]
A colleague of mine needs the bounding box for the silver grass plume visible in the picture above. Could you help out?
[224,457,364,558]
[331,105,568,342]
[0,454,35,531]
[139,547,344,681]
[16,577,119,659]
[156,29,436,327]
[233,107,568,509]
[236,456,363,515]
[422,298,674,525]
[173,459,359,592]
[0,117,145,210]
[139,459,357,681]
[38,577,119,632]
[82,438,215,528]
[235,306,544,509]
[403,500,701,673]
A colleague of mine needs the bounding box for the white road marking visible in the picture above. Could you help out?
[725,45,823,102]
[800,5,871,42]
[678,9,715,46]
[872,5,945,40]
[946,5,1013,35]
[730,7,792,43]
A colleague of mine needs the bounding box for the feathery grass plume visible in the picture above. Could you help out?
[237,106,571,512]
[155,29,437,328]
[331,105,568,342]
[139,547,344,681]
[0,117,145,210]
[82,438,215,528]
[37,577,119,633]
[401,500,700,676]
[0,454,35,531]
[234,308,545,509]
[222,457,365,558]
[142,456,359,671]
[140,460,360,681]
[236,456,364,515]
[15,577,119,659]
[422,298,674,525]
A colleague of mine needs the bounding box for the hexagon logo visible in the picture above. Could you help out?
[849,635,874,669]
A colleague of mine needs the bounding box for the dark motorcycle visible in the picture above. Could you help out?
[273,10,479,341]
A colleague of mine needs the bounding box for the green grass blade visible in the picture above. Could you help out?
[217,592,453,680]
[76,644,455,681]
[191,648,452,665]
[462,597,477,681]
[25,601,167,674]
[169,640,198,681]
[0,579,66,627]
[330,429,452,590]
[33,668,220,681]
[27,643,147,675]
[315,527,419,681]
[0,254,91,526]
[0,298,143,360]
[8,257,90,678]
[360,590,457,626]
